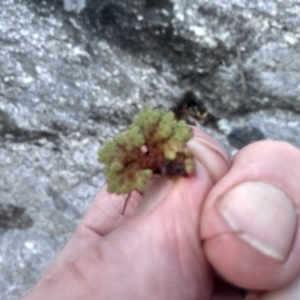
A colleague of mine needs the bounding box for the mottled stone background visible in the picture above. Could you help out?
[1,0,300,299]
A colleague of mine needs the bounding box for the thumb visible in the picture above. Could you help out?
[201,141,300,291]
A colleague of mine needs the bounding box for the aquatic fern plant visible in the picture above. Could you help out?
[98,108,195,213]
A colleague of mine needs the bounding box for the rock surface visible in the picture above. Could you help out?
[1,0,300,299]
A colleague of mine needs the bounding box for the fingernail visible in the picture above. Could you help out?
[135,177,174,214]
[217,181,297,262]
[188,137,230,182]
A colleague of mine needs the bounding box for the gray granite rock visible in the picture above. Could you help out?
[63,0,86,13]
[1,0,300,299]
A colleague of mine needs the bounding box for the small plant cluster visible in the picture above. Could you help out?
[98,108,195,209]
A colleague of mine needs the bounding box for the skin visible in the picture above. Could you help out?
[23,128,300,299]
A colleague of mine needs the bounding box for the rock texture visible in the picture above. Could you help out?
[1,0,300,299]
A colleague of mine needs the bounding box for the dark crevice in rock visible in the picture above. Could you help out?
[228,126,265,149]
[0,204,33,229]
[0,111,59,146]
[78,2,257,116]
[83,3,229,74]
[0,129,59,144]
[97,3,124,26]
[173,91,218,126]
[145,0,172,9]
[0,109,59,143]
[30,1,233,87]
[27,1,300,118]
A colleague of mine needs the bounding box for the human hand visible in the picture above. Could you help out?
[24,128,300,299]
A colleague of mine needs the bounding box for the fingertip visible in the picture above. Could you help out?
[200,140,300,290]
[188,126,231,182]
